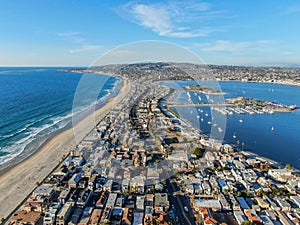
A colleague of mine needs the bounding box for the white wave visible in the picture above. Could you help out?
[0,78,121,165]
[0,116,51,140]
[0,113,73,165]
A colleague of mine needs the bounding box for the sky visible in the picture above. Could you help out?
[0,0,300,66]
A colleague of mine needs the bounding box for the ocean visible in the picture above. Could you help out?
[162,80,300,169]
[0,67,121,167]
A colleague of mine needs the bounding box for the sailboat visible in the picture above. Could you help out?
[271,126,275,131]
[233,132,237,139]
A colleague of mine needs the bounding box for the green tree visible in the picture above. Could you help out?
[285,164,292,170]
[241,220,254,225]
[193,147,205,158]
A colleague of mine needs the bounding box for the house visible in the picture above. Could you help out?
[103,179,113,192]
[58,189,70,205]
[198,208,218,225]
[133,212,144,225]
[56,202,73,225]
[130,177,145,194]
[263,196,281,211]
[193,200,222,211]
[115,195,125,208]
[277,210,294,225]
[236,197,250,209]
[43,203,60,225]
[259,215,275,225]
[275,198,291,211]
[68,173,82,189]
[136,196,145,211]
[78,207,93,225]
[268,169,293,183]
[33,184,55,198]
[154,193,169,213]
[233,210,247,224]
[122,208,133,225]
[89,209,103,225]
[145,194,154,207]
[217,179,229,193]
[122,179,130,192]
[186,184,194,194]
[95,192,107,209]
[244,209,263,225]
[202,181,212,195]
[111,208,123,224]
[255,197,270,209]
[76,190,92,208]
[290,195,300,208]
[168,150,189,162]
[106,193,117,208]
[194,183,203,194]
[9,210,42,225]
[70,208,83,225]
[213,212,239,225]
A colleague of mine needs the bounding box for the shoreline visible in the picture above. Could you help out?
[0,76,130,219]
[0,74,121,173]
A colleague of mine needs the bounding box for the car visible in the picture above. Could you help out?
[184,206,189,212]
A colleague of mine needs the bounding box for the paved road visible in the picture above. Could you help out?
[164,170,196,225]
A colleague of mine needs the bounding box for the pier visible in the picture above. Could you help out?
[167,102,233,108]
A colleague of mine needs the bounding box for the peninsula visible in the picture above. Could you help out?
[2,63,300,225]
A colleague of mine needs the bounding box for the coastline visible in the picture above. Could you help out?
[0,76,130,219]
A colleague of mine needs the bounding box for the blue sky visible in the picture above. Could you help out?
[0,0,299,66]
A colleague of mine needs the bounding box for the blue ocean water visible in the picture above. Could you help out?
[0,67,120,166]
[163,80,300,169]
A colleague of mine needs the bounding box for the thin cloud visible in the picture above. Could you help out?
[57,32,85,43]
[57,32,102,54]
[119,1,224,38]
[197,40,279,53]
[69,45,102,54]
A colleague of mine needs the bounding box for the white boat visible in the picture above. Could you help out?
[201,118,204,122]
[207,121,211,124]
[271,126,275,131]
[239,119,243,123]
[233,133,237,139]
[197,115,200,118]
[205,113,208,117]
[218,127,223,132]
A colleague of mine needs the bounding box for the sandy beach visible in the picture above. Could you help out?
[0,77,130,219]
